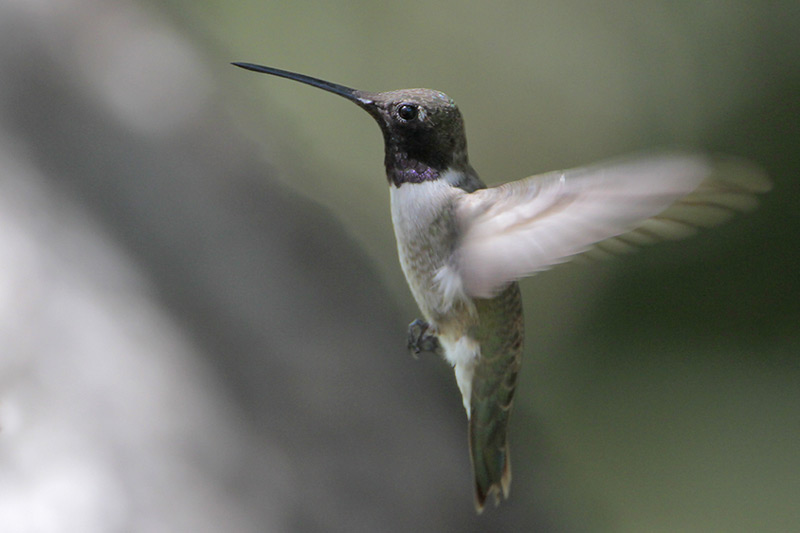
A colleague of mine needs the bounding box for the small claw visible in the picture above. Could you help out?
[407,319,426,358]
[407,319,443,358]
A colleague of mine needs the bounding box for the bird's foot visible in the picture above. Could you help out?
[407,319,443,358]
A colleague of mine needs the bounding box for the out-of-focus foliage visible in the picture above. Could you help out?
[0,0,797,531]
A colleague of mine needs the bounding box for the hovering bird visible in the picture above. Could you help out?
[232,62,770,512]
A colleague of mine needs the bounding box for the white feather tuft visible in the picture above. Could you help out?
[440,336,481,418]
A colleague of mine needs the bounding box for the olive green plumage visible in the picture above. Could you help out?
[470,281,524,511]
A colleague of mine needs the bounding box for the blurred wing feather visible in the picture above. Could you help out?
[455,153,769,298]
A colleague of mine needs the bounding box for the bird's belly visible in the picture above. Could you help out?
[397,240,476,332]
[390,180,472,331]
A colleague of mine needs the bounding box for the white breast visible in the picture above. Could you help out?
[389,178,467,320]
[389,179,457,243]
[389,176,480,417]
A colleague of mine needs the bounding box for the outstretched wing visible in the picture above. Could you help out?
[454,152,770,299]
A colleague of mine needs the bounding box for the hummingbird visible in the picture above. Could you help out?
[232,62,770,512]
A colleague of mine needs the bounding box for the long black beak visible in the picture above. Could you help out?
[232,62,371,105]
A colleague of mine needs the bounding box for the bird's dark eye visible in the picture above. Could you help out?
[397,104,418,121]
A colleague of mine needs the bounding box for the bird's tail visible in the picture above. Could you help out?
[467,281,523,512]
[469,399,512,513]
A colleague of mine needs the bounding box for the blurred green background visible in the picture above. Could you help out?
[0,0,797,531]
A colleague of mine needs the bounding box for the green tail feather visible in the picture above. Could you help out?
[469,282,523,513]
[470,402,512,512]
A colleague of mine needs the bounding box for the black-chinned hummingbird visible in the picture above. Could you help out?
[232,61,770,512]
